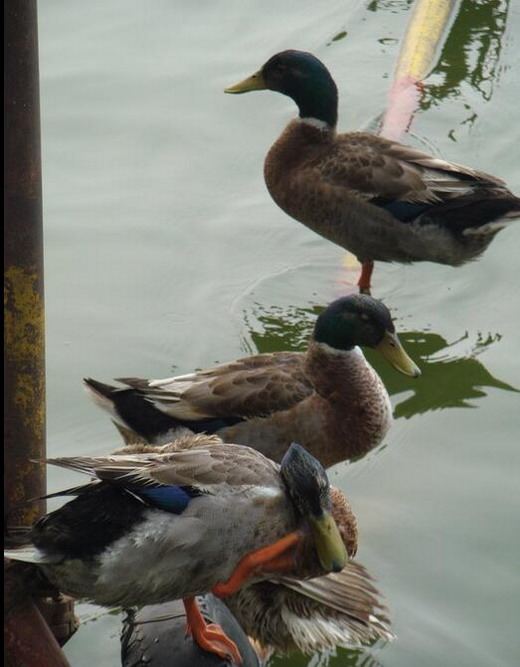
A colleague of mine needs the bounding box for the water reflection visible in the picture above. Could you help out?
[365,0,510,130]
[327,30,348,46]
[243,303,321,355]
[243,303,518,421]
[366,0,414,12]
[270,646,384,667]
[421,0,509,111]
[366,329,518,418]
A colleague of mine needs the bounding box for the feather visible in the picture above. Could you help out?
[44,441,280,491]
[4,545,59,565]
[226,50,519,273]
[136,485,203,514]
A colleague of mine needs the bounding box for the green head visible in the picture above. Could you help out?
[313,294,421,377]
[281,443,347,573]
[225,50,338,127]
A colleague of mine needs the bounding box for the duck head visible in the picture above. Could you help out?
[314,294,421,377]
[225,50,338,128]
[280,443,347,573]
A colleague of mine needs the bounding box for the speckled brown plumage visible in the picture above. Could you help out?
[227,50,520,271]
[84,295,419,467]
[86,344,391,468]
[220,342,392,467]
[264,121,519,266]
[135,353,311,420]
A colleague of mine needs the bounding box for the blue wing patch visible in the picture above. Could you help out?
[136,485,203,514]
[372,198,431,222]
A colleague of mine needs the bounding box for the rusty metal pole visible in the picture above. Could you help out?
[4,0,45,525]
[4,2,72,664]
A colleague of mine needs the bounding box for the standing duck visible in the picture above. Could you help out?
[225,50,520,291]
[84,294,420,467]
[4,436,350,664]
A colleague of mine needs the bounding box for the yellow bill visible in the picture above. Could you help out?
[309,510,348,573]
[225,70,267,94]
[375,330,421,377]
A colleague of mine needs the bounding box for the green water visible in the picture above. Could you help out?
[39,1,519,665]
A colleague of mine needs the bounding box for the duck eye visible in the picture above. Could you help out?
[360,313,370,322]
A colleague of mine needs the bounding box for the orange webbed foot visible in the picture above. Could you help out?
[183,597,242,664]
[212,531,303,598]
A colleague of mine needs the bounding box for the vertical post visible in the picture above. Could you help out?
[4,0,45,524]
[4,3,72,664]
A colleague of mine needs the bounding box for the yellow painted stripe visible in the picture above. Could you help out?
[394,0,458,83]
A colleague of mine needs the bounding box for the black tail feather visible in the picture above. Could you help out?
[84,377,244,444]
[417,190,520,234]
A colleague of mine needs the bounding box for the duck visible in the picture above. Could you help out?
[83,294,420,468]
[113,442,393,659]
[4,436,351,664]
[225,50,520,291]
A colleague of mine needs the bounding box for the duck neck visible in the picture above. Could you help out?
[291,78,338,129]
[304,340,369,399]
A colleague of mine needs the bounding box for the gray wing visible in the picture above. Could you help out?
[45,437,281,490]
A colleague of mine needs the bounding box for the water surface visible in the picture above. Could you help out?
[39,2,520,665]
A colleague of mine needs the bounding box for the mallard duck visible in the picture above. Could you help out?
[84,294,420,468]
[225,50,520,290]
[116,442,392,660]
[5,436,350,663]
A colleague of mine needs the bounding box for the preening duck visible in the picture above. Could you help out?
[4,437,351,663]
[113,442,393,660]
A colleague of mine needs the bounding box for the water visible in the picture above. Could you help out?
[38,1,520,665]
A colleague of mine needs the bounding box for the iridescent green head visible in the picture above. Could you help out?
[313,294,421,377]
[225,50,338,127]
[281,443,347,573]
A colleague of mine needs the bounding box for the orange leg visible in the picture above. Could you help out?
[212,531,303,598]
[357,261,374,294]
[183,596,242,664]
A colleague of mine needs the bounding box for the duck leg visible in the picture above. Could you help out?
[183,596,242,664]
[212,531,303,598]
[357,261,374,294]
